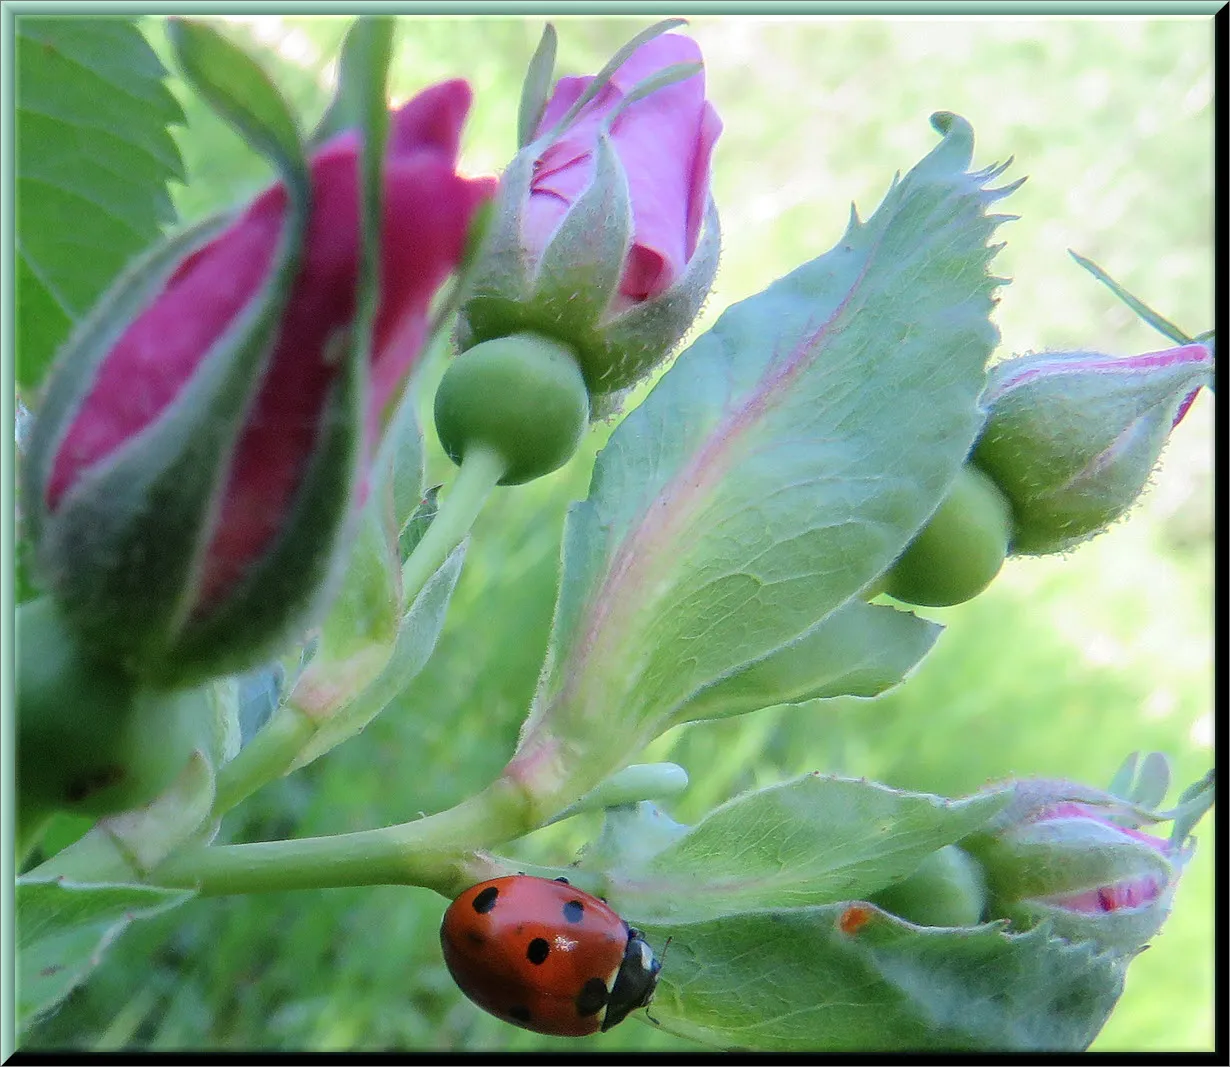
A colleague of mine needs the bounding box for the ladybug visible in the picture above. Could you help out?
[440,874,662,1037]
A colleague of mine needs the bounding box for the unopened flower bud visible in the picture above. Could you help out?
[972,343,1212,555]
[458,31,721,407]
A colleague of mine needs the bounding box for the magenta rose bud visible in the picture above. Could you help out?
[972,342,1212,555]
[458,30,722,406]
[24,82,494,686]
[960,774,1207,956]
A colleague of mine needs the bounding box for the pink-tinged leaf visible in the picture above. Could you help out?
[512,113,1019,796]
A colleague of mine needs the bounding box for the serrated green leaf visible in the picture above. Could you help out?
[641,906,1125,1051]
[17,878,194,1032]
[608,775,1009,923]
[15,16,185,391]
[516,23,557,149]
[519,114,1014,793]
[673,600,942,724]
[167,17,307,192]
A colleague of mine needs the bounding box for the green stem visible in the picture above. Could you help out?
[400,442,506,604]
[208,444,506,821]
[152,775,533,898]
[211,703,316,818]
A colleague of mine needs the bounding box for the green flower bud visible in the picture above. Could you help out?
[885,465,1013,607]
[434,333,590,485]
[960,770,1210,956]
[870,845,988,927]
[973,343,1211,555]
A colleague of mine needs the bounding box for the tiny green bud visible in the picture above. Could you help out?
[434,333,590,485]
[885,465,1013,607]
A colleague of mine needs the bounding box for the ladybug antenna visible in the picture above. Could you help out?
[658,935,673,967]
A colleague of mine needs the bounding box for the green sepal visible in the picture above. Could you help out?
[594,192,720,411]
[962,817,1174,902]
[1068,250,1191,345]
[26,18,318,684]
[1001,887,1176,959]
[602,61,702,128]
[973,347,1211,556]
[168,17,309,193]
[163,24,396,681]
[516,23,558,149]
[399,486,439,559]
[310,15,398,147]
[869,845,989,928]
[540,18,687,142]
[532,134,633,368]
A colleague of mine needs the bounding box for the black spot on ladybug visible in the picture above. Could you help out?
[554,876,570,884]
[575,977,608,1017]
[562,900,585,924]
[472,886,499,913]
[526,937,550,965]
[508,1005,532,1024]
[466,930,485,947]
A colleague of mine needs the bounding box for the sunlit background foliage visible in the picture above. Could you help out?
[22,14,1213,1052]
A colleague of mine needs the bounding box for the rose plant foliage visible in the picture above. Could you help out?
[10,15,1214,1054]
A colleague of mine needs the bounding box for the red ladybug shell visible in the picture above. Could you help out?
[440,875,661,1037]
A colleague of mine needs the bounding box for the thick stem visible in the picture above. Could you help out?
[399,442,506,607]
[151,774,536,898]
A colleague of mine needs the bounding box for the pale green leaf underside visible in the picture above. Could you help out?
[610,774,1008,923]
[530,115,1012,760]
[15,16,184,391]
[17,878,194,1031]
[673,600,942,724]
[642,906,1124,1051]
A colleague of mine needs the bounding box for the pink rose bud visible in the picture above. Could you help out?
[458,30,722,406]
[960,772,1208,956]
[972,342,1212,555]
[24,82,494,686]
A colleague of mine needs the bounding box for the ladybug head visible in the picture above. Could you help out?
[601,927,662,1032]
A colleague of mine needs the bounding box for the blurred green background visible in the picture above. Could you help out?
[23,14,1213,1053]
